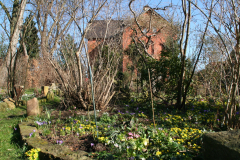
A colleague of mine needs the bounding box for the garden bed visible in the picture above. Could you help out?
[18,118,92,160]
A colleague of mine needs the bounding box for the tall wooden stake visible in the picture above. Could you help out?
[148,69,156,128]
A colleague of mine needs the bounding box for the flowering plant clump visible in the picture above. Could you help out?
[31,98,228,159]
[25,148,41,160]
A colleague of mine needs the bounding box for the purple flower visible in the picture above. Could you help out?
[236,112,239,115]
[33,130,36,132]
[62,127,65,130]
[29,133,33,137]
[158,128,163,130]
[77,133,79,136]
[136,107,139,110]
[130,113,135,115]
[126,105,129,107]
[73,120,77,124]
[48,121,51,124]
[108,125,110,128]
[35,121,43,126]
[126,111,129,113]
[14,128,17,130]
[57,140,63,144]
[91,143,94,147]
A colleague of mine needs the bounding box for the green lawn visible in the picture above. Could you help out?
[0,106,27,160]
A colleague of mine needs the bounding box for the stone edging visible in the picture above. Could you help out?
[18,119,92,160]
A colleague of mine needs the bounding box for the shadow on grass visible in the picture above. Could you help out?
[9,114,28,160]
[8,114,27,119]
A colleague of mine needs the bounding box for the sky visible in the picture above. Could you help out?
[0,0,215,70]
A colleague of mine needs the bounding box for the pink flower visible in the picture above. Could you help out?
[128,136,133,140]
[134,134,140,138]
[128,132,133,136]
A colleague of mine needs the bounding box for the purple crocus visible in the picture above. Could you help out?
[57,140,63,144]
[35,121,43,126]
[29,132,33,137]
[91,143,94,147]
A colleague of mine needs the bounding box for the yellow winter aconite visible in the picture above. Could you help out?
[25,148,41,160]
[156,151,162,156]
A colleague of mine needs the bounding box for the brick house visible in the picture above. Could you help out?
[86,6,174,72]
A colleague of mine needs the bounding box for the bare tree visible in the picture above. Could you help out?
[0,0,27,96]
[190,0,240,128]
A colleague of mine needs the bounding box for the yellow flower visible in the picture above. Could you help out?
[156,151,162,156]
[176,152,180,155]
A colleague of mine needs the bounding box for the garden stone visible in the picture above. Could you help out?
[8,97,15,103]
[203,129,240,160]
[46,91,54,101]
[42,86,49,96]
[27,97,39,116]
[3,98,15,109]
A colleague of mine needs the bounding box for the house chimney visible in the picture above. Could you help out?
[143,5,151,11]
